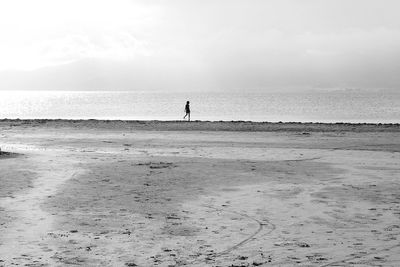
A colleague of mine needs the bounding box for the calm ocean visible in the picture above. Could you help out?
[0,91,399,123]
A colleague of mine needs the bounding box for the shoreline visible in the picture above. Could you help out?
[1,118,399,132]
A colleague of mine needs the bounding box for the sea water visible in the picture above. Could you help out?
[0,90,399,123]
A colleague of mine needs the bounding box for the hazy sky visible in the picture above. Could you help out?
[0,0,400,91]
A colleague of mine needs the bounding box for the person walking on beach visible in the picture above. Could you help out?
[183,101,190,121]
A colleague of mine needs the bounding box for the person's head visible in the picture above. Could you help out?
[186,101,190,104]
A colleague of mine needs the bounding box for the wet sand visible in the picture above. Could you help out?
[0,120,400,266]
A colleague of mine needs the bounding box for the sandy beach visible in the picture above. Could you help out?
[0,120,400,266]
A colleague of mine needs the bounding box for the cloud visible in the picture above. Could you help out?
[0,0,158,70]
[0,0,399,90]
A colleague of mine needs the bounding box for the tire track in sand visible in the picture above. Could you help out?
[185,205,275,266]
[203,205,276,256]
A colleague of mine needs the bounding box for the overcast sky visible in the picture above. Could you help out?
[0,0,399,91]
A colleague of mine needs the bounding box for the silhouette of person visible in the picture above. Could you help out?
[183,101,190,121]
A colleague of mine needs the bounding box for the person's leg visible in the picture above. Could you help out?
[188,113,190,121]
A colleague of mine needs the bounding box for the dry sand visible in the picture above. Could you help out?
[0,120,399,266]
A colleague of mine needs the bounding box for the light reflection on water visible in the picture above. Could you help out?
[0,90,399,123]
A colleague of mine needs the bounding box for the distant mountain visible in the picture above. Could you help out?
[0,58,209,91]
[1,58,399,92]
